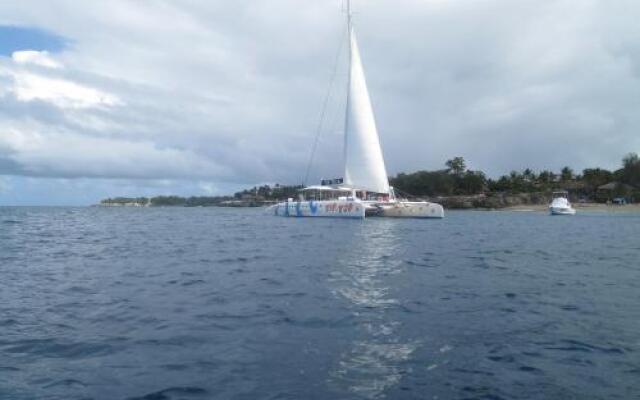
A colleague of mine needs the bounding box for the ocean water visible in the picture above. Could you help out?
[1,207,639,400]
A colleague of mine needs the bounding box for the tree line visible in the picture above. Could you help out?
[101,153,639,206]
[100,184,304,206]
[390,153,640,201]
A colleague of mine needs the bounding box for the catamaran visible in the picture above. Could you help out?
[274,1,444,219]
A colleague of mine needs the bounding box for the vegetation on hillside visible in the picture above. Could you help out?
[101,153,639,206]
[100,185,304,207]
[232,184,303,201]
[390,153,640,202]
[390,156,486,196]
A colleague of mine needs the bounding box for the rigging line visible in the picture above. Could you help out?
[303,27,347,186]
[327,84,347,148]
[393,186,423,200]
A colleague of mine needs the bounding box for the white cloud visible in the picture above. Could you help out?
[12,50,62,69]
[10,71,121,109]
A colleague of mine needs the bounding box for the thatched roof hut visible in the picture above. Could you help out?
[596,181,637,202]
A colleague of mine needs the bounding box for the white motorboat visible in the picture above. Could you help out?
[274,1,444,219]
[549,191,576,215]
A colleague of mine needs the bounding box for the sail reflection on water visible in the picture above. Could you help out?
[328,220,419,398]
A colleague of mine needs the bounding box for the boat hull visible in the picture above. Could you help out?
[549,206,576,215]
[374,201,445,218]
[273,200,365,219]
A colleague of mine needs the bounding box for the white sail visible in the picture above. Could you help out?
[344,26,390,194]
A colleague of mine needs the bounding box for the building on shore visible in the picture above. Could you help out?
[596,182,637,203]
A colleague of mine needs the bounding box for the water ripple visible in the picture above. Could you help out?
[0,207,639,399]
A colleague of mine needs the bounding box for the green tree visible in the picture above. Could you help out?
[488,175,512,192]
[445,157,466,176]
[522,168,536,182]
[390,170,455,196]
[623,152,639,166]
[459,170,487,194]
[537,170,555,185]
[560,166,574,181]
[151,196,186,206]
[510,171,524,191]
[582,168,613,189]
[621,152,640,187]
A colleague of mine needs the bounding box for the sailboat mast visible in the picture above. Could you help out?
[347,0,352,30]
[343,0,352,184]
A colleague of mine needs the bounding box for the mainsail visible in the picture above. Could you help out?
[343,23,390,194]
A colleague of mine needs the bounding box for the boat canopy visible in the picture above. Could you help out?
[300,185,354,201]
[301,185,352,192]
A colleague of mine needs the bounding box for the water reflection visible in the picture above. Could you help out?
[329,220,418,399]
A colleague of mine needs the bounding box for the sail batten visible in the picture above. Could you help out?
[343,26,390,194]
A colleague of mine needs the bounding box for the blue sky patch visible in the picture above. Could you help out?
[0,25,67,56]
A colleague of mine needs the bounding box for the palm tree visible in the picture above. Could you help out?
[538,170,554,185]
[561,166,574,181]
[522,168,536,182]
[445,157,466,176]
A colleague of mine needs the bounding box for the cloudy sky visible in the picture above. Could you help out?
[1,0,639,205]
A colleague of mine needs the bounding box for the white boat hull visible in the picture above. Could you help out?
[549,206,576,215]
[273,200,365,219]
[369,201,445,218]
[549,195,576,215]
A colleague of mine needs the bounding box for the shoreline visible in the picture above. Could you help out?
[498,203,640,213]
